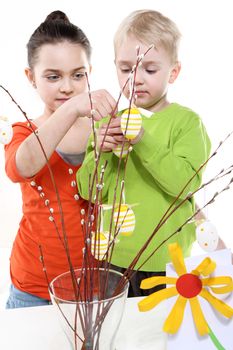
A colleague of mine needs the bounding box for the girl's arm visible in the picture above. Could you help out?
[15,90,116,178]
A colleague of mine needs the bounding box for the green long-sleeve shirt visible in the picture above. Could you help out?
[76,103,211,271]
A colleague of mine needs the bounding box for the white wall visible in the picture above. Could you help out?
[0,0,233,250]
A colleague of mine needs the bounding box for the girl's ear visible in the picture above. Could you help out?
[25,67,36,88]
[169,61,181,84]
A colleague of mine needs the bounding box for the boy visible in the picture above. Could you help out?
[76,10,211,296]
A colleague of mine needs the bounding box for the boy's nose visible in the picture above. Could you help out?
[134,70,144,85]
[59,79,74,94]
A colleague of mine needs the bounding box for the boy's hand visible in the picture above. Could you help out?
[98,117,125,151]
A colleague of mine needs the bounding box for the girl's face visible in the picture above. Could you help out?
[26,41,91,116]
[115,35,180,112]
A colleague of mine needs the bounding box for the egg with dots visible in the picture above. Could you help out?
[120,108,142,140]
[113,204,136,237]
[91,232,110,260]
[0,116,13,145]
[196,220,219,252]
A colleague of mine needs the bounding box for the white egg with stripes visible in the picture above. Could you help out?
[114,204,135,237]
[120,108,142,140]
[113,142,132,158]
[91,232,110,260]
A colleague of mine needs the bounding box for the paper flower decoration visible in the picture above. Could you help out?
[138,243,233,348]
[120,108,142,140]
[196,220,219,252]
[0,116,13,145]
[113,204,136,237]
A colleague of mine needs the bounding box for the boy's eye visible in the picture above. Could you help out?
[146,69,157,74]
[119,67,132,74]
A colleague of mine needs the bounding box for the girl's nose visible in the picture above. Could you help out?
[59,78,74,94]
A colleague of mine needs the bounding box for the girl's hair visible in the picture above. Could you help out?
[114,10,181,63]
[27,10,92,68]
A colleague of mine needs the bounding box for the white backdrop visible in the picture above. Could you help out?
[0,0,233,250]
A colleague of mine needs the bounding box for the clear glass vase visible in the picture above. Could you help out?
[49,268,129,350]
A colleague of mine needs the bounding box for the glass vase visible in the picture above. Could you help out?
[49,268,129,350]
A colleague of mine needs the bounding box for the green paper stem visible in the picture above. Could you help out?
[208,326,226,350]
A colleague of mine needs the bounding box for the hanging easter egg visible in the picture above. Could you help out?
[114,204,135,237]
[91,232,110,260]
[0,117,13,145]
[113,142,132,158]
[196,220,219,252]
[120,108,142,140]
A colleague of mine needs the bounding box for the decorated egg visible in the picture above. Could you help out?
[91,232,110,260]
[113,142,132,158]
[120,108,142,140]
[114,204,135,237]
[196,220,219,252]
[0,116,13,145]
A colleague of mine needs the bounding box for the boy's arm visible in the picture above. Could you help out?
[132,115,211,199]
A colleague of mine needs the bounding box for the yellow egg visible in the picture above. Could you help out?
[113,143,132,158]
[91,232,110,260]
[114,204,135,236]
[121,108,142,140]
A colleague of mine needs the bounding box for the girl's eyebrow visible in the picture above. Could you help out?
[43,66,87,73]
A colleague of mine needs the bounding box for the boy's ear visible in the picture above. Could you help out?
[25,67,36,88]
[169,61,181,84]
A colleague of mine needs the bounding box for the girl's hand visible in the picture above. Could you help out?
[70,89,117,121]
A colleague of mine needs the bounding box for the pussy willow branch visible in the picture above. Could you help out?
[123,131,233,274]
[0,85,80,298]
[137,174,233,272]
[115,148,233,289]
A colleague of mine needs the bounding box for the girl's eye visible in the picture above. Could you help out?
[46,75,60,81]
[73,72,86,80]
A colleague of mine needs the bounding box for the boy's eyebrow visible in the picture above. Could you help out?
[117,59,161,66]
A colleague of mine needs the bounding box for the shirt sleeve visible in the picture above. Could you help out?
[132,114,211,199]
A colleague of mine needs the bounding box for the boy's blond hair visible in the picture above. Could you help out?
[114,9,181,63]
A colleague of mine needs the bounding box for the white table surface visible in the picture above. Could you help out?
[0,296,167,349]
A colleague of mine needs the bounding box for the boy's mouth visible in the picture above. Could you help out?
[135,91,147,96]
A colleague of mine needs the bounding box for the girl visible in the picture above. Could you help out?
[4,10,116,308]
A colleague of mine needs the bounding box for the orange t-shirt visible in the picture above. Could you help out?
[5,122,89,299]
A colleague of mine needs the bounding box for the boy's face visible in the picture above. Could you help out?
[115,35,180,112]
